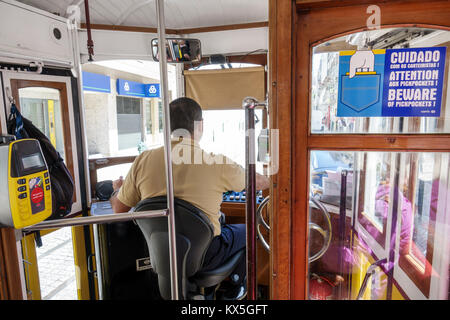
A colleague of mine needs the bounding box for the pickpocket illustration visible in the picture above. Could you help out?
[338,50,383,115]
[340,73,381,112]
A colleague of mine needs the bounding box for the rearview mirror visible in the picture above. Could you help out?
[151,38,202,63]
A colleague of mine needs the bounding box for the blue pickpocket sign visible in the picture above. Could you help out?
[382,47,446,117]
[337,47,446,117]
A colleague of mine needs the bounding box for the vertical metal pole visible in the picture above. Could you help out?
[338,169,347,300]
[244,97,257,300]
[155,0,179,300]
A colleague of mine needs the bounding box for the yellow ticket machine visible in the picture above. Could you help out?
[0,136,52,229]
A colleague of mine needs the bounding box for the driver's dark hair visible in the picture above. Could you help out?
[169,97,202,135]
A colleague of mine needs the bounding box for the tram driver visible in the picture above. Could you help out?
[110,97,270,300]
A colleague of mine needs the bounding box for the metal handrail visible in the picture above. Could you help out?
[22,209,168,232]
[244,96,267,301]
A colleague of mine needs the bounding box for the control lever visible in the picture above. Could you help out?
[308,195,332,263]
[256,196,270,252]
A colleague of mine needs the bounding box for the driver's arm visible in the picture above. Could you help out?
[221,158,270,192]
[110,189,131,213]
[256,173,270,190]
[110,156,142,213]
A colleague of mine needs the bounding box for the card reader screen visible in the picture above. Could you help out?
[22,153,45,170]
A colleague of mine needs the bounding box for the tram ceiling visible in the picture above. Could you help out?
[13,0,269,62]
[15,0,268,30]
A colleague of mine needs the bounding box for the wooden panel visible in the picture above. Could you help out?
[0,229,8,299]
[0,99,22,300]
[308,135,450,152]
[296,0,430,10]
[301,1,450,46]
[80,23,178,35]
[0,228,24,300]
[177,22,268,35]
[292,2,311,300]
[268,0,294,300]
[80,21,268,35]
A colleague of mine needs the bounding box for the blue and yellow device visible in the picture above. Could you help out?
[0,137,52,229]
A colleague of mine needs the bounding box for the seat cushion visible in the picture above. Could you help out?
[191,248,245,288]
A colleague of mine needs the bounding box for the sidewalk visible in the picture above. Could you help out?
[35,227,78,300]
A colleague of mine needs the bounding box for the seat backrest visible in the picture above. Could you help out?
[134,196,214,299]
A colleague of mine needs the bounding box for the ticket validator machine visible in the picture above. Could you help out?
[0,136,52,229]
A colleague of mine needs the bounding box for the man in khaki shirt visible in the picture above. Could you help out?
[111,97,269,300]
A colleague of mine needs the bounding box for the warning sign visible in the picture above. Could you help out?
[382,47,446,117]
[337,47,447,117]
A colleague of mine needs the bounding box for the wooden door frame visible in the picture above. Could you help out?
[269,0,450,300]
[3,72,83,215]
[9,79,76,193]
[268,0,295,300]
[1,72,87,300]
[0,79,26,300]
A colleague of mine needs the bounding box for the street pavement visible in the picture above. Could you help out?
[35,227,78,300]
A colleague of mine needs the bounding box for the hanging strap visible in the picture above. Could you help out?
[9,103,24,139]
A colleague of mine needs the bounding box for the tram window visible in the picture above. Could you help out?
[158,101,163,133]
[308,150,449,300]
[116,96,142,151]
[410,153,435,259]
[397,153,442,283]
[310,27,450,134]
[200,109,264,171]
[361,153,391,234]
[144,99,152,134]
[96,163,133,182]
[18,87,65,159]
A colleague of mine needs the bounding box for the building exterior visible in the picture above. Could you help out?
[81,61,176,158]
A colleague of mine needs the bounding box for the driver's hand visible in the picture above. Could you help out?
[112,176,124,191]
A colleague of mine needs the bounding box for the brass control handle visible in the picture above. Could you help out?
[256,196,270,252]
[308,196,332,263]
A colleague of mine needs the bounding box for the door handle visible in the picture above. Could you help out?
[87,253,96,275]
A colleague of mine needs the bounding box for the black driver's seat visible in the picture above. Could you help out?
[134,196,245,300]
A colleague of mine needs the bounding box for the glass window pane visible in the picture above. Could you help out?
[97,163,133,182]
[310,27,450,134]
[18,87,65,160]
[144,99,152,134]
[200,109,263,171]
[308,150,449,300]
[116,97,142,151]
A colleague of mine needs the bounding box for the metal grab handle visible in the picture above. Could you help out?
[308,196,332,263]
[356,258,387,300]
[22,209,168,232]
[87,253,96,274]
[256,196,270,252]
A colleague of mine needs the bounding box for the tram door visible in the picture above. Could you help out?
[1,72,90,300]
[302,3,450,300]
[270,0,450,300]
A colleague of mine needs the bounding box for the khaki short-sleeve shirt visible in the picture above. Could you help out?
[117,138,245,236]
